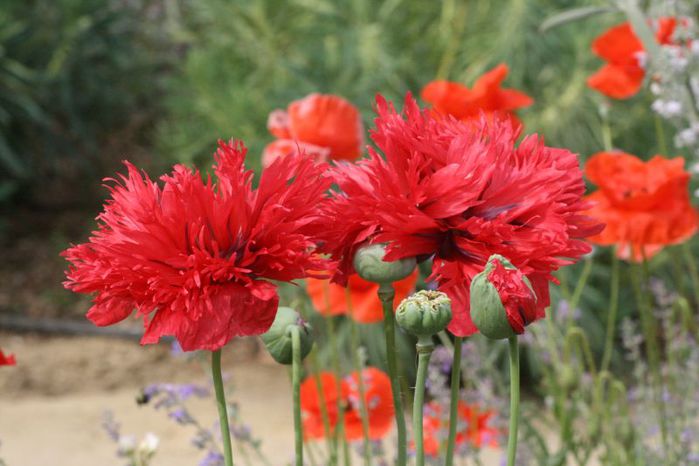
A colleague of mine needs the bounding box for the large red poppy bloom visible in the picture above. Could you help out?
[63,140,330,351]
[300,367,394,441]
[421,401,498,457]
[306,269,418,324]
[263,93,364,166]
[587,18,677,99]
[584,151,698,261]
[319,94,601,336]
[0,349,16,366]
[421,64,533,128]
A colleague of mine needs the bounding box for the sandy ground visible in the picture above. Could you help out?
[0,332,505,466]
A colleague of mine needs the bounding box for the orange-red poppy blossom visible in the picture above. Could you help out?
[263,93,364,167]
[584,151,698,261]
[587,18,678,99]
[419,401,498,457]
[0,349,16,366]
[420,64,533,128]
[300,367,394,441]
[306,270,418,324]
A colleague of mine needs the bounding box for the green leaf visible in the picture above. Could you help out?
[539,6,617,33]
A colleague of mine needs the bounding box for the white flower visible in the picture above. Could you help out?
[139,433,160,454]
[117,435,137,456]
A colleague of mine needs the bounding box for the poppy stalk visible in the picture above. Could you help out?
[600,250,620,373]
[445,336,463,465]
[291,325,304,466]
[211,350,234,466]
[506,337,520,466]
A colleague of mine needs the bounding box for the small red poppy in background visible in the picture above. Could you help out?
[0,349,16,366]
[63,140,330,351]
[584,151,698,261]
[421,401,498,457]
[263,93,364,166]
[420,64,533,128]
[319,94,602,336]
[587,18,677,99]
[300,367,394,441]
[306,270,418,324]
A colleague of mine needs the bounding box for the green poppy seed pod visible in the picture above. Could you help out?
[469,254,537,340]
[353,243,416,284]
[559,366,579,392]
[395,290,452,337]
[260,307,313,365]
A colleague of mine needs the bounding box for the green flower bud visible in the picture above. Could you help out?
[260,307,313,365]
[396,290,452,337]
[353,243,416,284]
[470,254,537,340]
[559,366,579,392]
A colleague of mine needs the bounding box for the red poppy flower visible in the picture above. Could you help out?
[588,18,677,99]
[584,151,698,261]
[300,367,394,441]
[63,140,331,351]
[421,401,498,457]
[263,93,364,166]
[319,94,602,336]
[306,269,418,324]
[486,259,538,334]
[421,64,533,128]
[0,349,16,366]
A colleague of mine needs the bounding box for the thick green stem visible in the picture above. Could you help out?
[445,336,463,465]
[681,242,699,309]
[601,251,620,373]
[311,352,336,464]
[211,350,234,466]
[350,318,372,466]
[413,336,434,466]
[291,327,304,466]
[506,337,520,466]
[378,283,407,466]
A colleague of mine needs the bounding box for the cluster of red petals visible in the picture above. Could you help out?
[300,367,394,441]
[305,270,418,324]
[421,401,498,457]
[420,64,533,128]
[587,18,677,99]
[63,140,331,351]
[584,151,698,261]
[0,349,16,366]
[319,94,602,336]
[488,260,537,334]
[263,93,364,166]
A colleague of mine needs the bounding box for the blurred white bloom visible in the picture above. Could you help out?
[634,50,648,69]
[652,99,683,118]
[677,126,699,148]
[650,82,663,95]
[664,45,689,71]
[117,435,137,456]
[139,433,159,454]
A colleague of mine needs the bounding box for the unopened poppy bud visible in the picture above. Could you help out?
[470,254,537,340]
[353,243,416,284]
[396,290,452,337]
[559,366,578,391]
[261,307,313,365]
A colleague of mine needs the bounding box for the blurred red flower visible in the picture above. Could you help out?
[319,94,601,336]
[305,269,418,324]
[421,64,533,128]
[584,151,698,261]
[263,93,364,166]
[587,18,677,99]
[300,367,394,441]
[63,140,331,351]
[421,401,498,457]
[0,349,16,366]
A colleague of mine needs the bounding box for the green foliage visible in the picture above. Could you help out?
[0,0,170,204]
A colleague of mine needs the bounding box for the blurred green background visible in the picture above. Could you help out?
[0,0,673,363]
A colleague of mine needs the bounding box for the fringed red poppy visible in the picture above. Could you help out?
[587,18,678,99]
[263,93,364,166]
[584,151,698,261]
[63,140,331,351]
[319,94,602,336]
[421,64,532,128]
[306,270,418,324]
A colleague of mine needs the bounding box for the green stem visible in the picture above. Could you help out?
[326,316,349,465]
[445,336,463,465]
[413,336,434,466]
[378,283,407,466]
[566,256,593,331]
[291,327,304,466]
[506,337,520,466]
[211,350,234,466]
[601,252,620,373]
[681,242,699,308]
[311,352,336,464]
[349,318,372,466]
[654,115,669,155]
